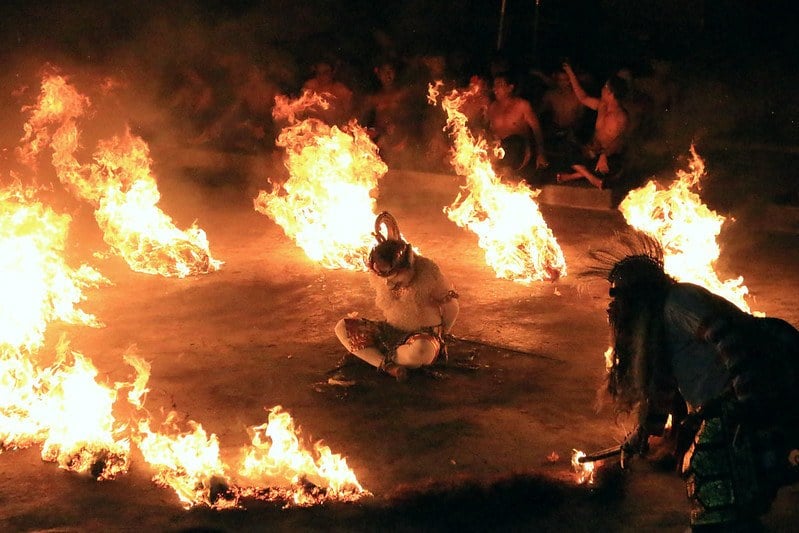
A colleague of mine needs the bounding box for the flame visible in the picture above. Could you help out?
[618,146,753,312]
[136,414,237,509]
[237,406,369,506]
[254,92,386,270]
[1,338,152,480]
[18,72,222,278]
[0,182,104,351]
[570,449,596,485]
[429,82,566,282]
[133,405,369,509]
[4,75,367,509]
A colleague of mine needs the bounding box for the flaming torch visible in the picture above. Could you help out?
[18,71,222,278]
[254,92,386,270]
[428,81,566,283]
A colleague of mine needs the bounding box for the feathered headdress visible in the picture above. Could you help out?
[582,230,671,290]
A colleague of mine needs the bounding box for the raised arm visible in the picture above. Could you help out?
[563,63,599,110]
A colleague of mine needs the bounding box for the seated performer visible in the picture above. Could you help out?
[334,212,460,381]
[557,63,629,190]
[585,231,799,532]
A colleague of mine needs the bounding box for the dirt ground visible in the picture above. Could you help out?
[2,162,798,532]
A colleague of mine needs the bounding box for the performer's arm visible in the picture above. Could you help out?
[563,63,599,110]
[440,293,460,335]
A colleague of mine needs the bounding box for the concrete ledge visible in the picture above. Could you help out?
[537,183,614,211]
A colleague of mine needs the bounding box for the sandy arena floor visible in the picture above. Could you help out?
[1,164,798,532]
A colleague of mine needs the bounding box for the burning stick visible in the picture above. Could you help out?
[571,445,623,485]
[575,445,623,464]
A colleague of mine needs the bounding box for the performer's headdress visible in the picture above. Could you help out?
[583,231,674,415]
[583,230,671,292]
[367,211,414,277]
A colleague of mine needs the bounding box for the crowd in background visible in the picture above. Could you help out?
[162,40,681,197]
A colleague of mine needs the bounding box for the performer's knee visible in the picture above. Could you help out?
[334,318,350,348]
[395,334,439,368]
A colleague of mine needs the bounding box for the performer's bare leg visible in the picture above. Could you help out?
[556,164,604,189]
[334,319,407,380]
[395,334,439,368]
[570,164,604,189]
[556,170,583,183]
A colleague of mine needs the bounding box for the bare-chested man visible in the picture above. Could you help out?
[539,69,585,140]
[557,63,629,189]
[334,212,459,381]
[302,60,354,126]
[486,73,548,177]
[360,61,414,166]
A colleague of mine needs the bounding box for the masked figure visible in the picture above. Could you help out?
[334,212,459,381]
[586,231,799,531]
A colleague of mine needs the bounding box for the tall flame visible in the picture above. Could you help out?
[254,92,386,270]
[429,82,566,282]
[618,146,753,312]
[18,72,222,278]
[0,182,104,351]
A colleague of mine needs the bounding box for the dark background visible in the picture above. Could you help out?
[1,0,796,203]
[1,0,794,80]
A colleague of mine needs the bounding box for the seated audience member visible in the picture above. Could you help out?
[556,63,629,190]
[537,68,587,155]
[486,72,548,183]
[360,60,415,167]
[302,59,354,126]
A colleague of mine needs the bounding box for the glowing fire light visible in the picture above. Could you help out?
[618,146,753,312]
[254,92,386,270]
[1,338,151,480]
[571,450,595,485]
[0,182,104,351]
[237,406,369,506]
[18,72,222,278]
[135,405,369,509]
[428,81,566,283]
[136,415,236,509]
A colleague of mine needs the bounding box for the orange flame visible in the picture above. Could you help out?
[1,337,152,480]
[428,82,566,282]
[570,449,596,485]
[254,92,386,270]
[0,182,104,352]
[237,406,369,506]
[136,414,237,509]
[18,72,222,278]
[618,146,753,312]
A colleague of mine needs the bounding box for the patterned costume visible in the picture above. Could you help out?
[336,212,459,379]
[587,232,799,530]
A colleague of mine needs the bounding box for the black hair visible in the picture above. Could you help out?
[605,74,629,101]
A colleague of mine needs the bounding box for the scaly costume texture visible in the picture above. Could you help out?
[586,231,799,530]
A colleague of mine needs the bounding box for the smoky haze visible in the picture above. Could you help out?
[0,0,796,213]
